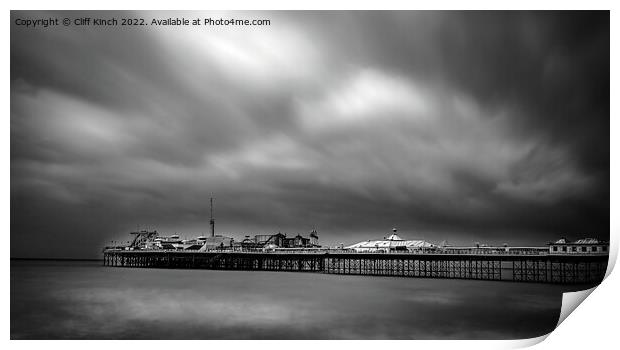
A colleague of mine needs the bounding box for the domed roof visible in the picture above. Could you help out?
[386,233,404,241]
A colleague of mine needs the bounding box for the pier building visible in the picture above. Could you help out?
[345,229,436,253]
[548,238,609,255]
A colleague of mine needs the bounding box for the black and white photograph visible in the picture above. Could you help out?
[9,9,611,341]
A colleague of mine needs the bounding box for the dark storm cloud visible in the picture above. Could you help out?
[11,11,608,258]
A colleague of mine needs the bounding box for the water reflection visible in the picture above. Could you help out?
[11,260,588,339]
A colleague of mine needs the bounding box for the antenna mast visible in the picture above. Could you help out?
[210,197,215,237]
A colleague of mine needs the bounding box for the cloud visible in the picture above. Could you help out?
[296,68,432,130]
[10,11,609,258]
[293,67,593,205]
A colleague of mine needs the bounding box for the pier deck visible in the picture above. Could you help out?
[103,250,608,284]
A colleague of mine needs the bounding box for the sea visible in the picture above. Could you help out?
[10,259,592,340]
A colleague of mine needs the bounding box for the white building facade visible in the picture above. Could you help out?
[548,238,609,255]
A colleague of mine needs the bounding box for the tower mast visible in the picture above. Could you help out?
[210,197,215,237]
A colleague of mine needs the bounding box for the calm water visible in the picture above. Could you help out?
[10,260,591,339]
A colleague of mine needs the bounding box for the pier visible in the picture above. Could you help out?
[102,250,608,285]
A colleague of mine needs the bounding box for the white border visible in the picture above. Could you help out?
[4,2,617,349]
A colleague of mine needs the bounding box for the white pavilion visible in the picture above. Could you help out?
[345,229,436,253]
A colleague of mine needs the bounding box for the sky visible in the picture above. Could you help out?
[11,11,609,258]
